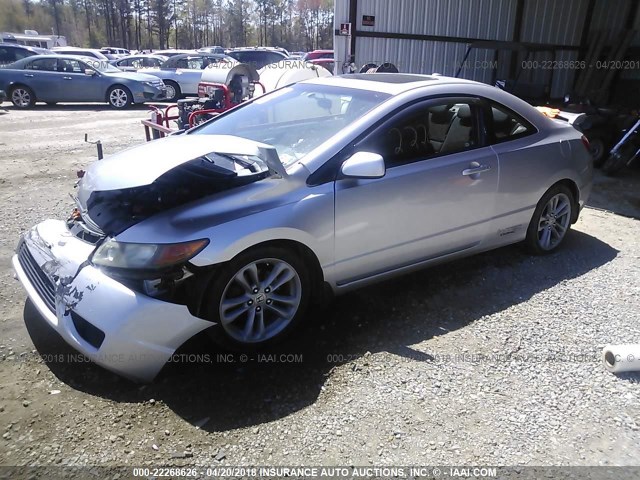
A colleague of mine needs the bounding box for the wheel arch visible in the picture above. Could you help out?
[9,83,36,99]
[247,239,327,302]
[105,83,131,103]
[188,237,329,316]
[554,178,580,223]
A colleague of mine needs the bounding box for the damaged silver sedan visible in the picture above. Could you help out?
[13,74,593,381]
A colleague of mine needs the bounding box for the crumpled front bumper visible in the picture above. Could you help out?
[12,219,212,382]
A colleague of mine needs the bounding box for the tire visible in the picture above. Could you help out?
[163,80,181,102]
[107,85,132,109]
[588,136,607,168]
[602,145,634,176]
[202,246,311,350]
[10,85,35,108]
[524,184,575,255]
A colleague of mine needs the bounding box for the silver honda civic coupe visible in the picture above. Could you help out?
[13,74,593,381]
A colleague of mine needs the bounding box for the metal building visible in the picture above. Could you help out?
[334,0,640,101]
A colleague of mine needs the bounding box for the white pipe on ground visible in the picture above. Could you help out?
[602,344,640,373]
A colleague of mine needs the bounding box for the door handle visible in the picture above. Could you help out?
[63,76,72,80]
[462,165,491,176]
[24,73,34,77]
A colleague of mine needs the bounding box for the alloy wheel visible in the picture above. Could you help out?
[219,258,302,343]
[109,88,129,108]
[537,193,571,251]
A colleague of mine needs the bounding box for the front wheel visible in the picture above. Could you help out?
[107,86,132,109]
[202,246,311,350]
[524,185,574,254]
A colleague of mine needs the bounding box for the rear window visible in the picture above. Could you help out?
[26,58,58,71]
[228,51,285,68]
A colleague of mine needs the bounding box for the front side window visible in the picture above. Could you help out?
[193,84,390,168]
[358,100,481,168]
[57,59,85,73]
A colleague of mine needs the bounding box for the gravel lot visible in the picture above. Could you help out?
[0,103,639,470]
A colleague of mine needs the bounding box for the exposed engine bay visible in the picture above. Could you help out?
[72,153,268,237]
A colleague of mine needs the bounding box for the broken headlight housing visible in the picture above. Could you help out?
[92,238,209,271]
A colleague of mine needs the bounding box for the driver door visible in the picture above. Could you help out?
[55,59,104,102]
[333,98,499,286]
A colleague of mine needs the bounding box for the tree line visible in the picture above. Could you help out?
[0,0,334,51]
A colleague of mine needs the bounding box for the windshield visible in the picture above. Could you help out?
[193,83,390,168]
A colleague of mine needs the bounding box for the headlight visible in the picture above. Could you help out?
[143,81,161,88]
[92,238,209,270]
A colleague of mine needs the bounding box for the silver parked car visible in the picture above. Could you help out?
[13,74,593,381]
[142,53,236,101]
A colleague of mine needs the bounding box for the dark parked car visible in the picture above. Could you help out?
[0,43,52,66]
[0,55,166,108]
[227,47,288,69]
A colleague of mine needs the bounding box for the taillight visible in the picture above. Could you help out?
[581,135,591,153]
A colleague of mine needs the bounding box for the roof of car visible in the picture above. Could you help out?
[17,54,95,63]
[167,53,228,59]
[119,54,167,60]
[230,47,287,53]
[0,42,48,52]
[52,46,101,52]
[303,73,480,94]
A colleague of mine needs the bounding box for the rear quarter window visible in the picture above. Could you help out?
[488,102,537,144]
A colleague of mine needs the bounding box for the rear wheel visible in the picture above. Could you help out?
[202,246,310,350]
[10,86,35,108]
[588,136,607,167]
[163,80,181,102]
[107,86,132,109]
[525,185,574,254]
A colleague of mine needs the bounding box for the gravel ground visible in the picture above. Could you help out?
[0,103,639,470]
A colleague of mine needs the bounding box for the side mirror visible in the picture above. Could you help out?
[85,69,96,76]
[340,152,386,179]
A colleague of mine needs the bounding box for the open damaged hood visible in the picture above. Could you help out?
[80,134,285,194]
[75,134,285,235]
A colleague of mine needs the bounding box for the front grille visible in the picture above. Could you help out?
[17,241,56,313]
